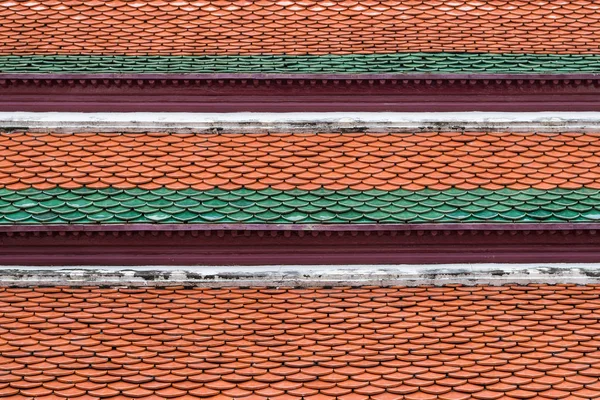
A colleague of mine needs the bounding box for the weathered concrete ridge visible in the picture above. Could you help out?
[3,112,600,133]
[1,264,600,287]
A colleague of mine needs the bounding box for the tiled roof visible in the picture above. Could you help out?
[1,131,600,224]
[3,132,600,192]
[4,187,600,224]
[1,1,600,74]
[0,284,599,400]
[3,53,600,74]
[1,0,599,56]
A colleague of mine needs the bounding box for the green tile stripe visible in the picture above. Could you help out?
[2,187,600,225]
[2,53,600,74]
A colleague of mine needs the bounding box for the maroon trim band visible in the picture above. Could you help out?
[1,224,600,265]
[1,74,600,112]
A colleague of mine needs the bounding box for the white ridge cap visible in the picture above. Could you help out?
[1,111,600,133]
[0,263,598,287]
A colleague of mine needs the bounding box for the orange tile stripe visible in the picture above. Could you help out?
[0,0,599,55]
[0,285,598,400]
[1,131,600,192]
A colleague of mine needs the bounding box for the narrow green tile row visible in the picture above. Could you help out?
[1,187,600,225]
[2,53,600,74]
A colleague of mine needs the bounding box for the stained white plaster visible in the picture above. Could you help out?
[2,112,600,133]
[0,263,598,287]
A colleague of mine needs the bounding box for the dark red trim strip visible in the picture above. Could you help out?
[1,74,600,112]
[1,224,600,265]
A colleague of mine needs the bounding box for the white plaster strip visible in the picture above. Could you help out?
[2,112,600,133]
[1,263,599,287]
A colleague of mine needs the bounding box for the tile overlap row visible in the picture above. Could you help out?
[0,0,599,56]
[2,53,600,74]
[2,187,600,224]
[0,285,597,400]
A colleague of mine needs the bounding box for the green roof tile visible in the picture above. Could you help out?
[0,187,596,225]
[3,53,600,74]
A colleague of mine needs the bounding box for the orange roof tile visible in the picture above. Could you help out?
[0,285,595,399]
[0,131,600,191]
[0,0,599,55]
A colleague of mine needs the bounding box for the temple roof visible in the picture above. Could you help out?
[1,0,600,74]
[0,130,599,225]
[2,4,600,397]
[0,284,598,400]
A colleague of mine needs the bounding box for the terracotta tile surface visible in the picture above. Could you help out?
[0,285,595,399]
[0,0,599,55]
[1,131,600,192]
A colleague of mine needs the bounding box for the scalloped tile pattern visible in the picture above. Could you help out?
[3,53,600,73]
[1,131,600,192]
[1,0,599,56]
[0,285,598,400]
[2,187,600,224]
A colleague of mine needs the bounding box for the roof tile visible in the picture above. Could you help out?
[0,131,598,224]
[0,131,599,193]
[5,0,599,57]
[8,51,600,73]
